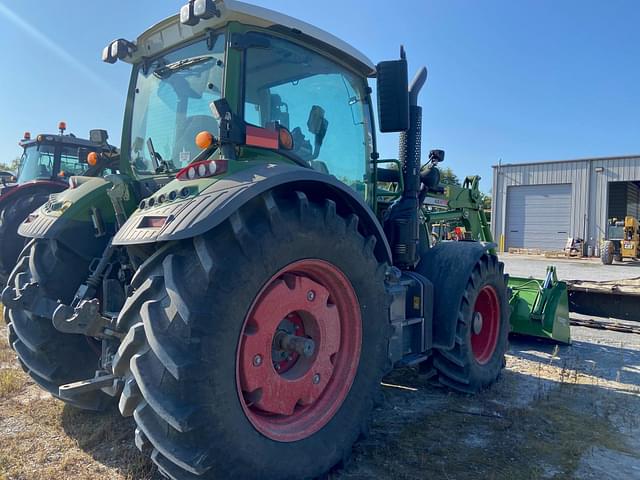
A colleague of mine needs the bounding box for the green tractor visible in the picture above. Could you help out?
[3,1,510,478]
[0,124,116,284]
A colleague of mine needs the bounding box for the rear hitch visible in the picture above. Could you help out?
[59,371,123,398]
[52,298,122,339]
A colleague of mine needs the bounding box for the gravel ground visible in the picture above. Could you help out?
[500,253,640,282]
[2,320,639,479]
[335,326,640,479]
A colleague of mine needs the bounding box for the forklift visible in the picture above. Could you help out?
[601,216,640,264]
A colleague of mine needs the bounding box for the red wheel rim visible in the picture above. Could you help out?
[470,285,500,364]
[236,259,362,442]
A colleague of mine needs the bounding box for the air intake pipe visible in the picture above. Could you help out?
[388,67,428,269]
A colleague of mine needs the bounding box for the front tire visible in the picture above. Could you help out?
[113,190,389,479]
[433,253,510,393]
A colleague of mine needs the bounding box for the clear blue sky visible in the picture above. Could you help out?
[0,0,638,193]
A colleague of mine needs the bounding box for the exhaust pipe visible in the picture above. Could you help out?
[389,67,428,269]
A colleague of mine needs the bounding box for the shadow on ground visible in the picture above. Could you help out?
[61,403,159,480]
[509,336,640,387]
[57,336,640,480]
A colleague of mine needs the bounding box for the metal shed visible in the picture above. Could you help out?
[491,155,640,254]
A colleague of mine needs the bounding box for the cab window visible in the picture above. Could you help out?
[17,144,55,183]
[244,34,372,197]
[59,146,90,177]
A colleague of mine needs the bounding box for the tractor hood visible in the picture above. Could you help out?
[120,0,375,77]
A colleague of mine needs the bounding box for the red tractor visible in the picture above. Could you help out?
[0,124,117,283]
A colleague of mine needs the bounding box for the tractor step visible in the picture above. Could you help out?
[59,372,122,398]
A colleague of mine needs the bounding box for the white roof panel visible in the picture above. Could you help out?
[129,0,375,76]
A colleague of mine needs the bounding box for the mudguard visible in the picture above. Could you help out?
[416,241,497,350]
[0,180,65,211]
[18,176,134,260]
[113,163,392,263]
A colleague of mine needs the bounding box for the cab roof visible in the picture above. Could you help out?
[126,0,376,77]
[20,134,113,150]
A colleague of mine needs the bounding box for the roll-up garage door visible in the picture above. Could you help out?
[506,184,572,250]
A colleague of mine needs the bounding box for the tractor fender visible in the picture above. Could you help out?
[17,177,123,260]
[416,241,497,350]
[0,180,65,211]
[112,163,392,263]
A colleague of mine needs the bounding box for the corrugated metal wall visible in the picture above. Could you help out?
[492,156,640,252]
[628,183,640,219]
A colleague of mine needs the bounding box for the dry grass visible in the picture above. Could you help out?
[0,307,638,480]
[0,313,156,480]
[0,368,26,398]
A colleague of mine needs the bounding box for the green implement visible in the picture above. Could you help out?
[508,266,571,344]
[423,175,571,343]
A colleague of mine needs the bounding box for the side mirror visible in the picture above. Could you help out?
[307,106,328,159]
[78,147,89,164]
[429,149,445,164]
[376,54,409,133]
[89,129,109,145]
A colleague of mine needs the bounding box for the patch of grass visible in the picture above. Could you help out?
[0,369,25,398]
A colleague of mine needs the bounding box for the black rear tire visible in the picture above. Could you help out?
[601,240,614,265]
[5,240,112,410]
[0,192,50,285]
[112,190,390,480]
[432,253,510,393]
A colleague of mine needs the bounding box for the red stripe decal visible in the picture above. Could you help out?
[246,125,279,149]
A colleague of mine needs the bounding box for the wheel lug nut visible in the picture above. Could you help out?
[253,354,263,367]
[307,290,316,301]
[313,373,321,384]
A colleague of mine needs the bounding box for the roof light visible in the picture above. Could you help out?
[58,121,67,134]
[194,0,220,19]
[23,132,31,141]
[177,159,228,181]
[181,0,220,26]
[102,38,137,64]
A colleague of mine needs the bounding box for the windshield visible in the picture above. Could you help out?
[17,144,55,183]
[129,34,225,176]
[17,143,91,183]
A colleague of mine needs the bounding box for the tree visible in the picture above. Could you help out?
[0,157,21,173]
[481,192,492,223]
[481,193,492,211]
[440,167,461,187]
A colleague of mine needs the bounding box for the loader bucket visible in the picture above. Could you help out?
[508,266,571,344]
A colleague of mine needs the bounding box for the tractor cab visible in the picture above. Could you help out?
[105,1,386,204]
[16,124,116,185]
